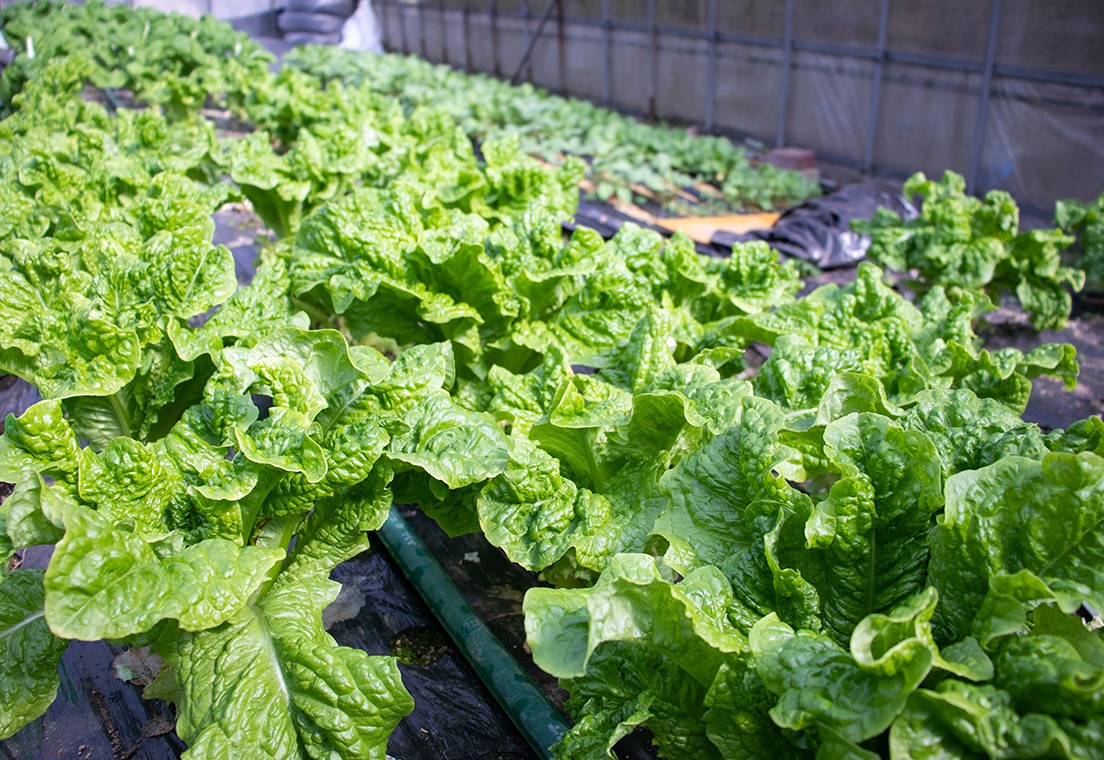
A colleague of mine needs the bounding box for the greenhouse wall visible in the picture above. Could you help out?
[376,0,1104,213]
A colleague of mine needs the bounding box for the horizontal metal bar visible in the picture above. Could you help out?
[885,49,984,74]
[376,1,1104,92]
[993,63,1104,90]
[717,31,780,48]
[794,39,878,60]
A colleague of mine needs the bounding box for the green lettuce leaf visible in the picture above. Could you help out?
[524,554,746,686]
[554,642,729,760]
[0,400,82,483]
[929,451,1104,646]
[44,504,283,640]
[803,413,943,643]
[889,680,1097,760]
[654,395,800,575]
[703,660,813,760]
[992,605,1104,721]
[477,439,668,573]
[0,569,68,740]
[900,388,1048,478]
[853,170,1083,330]
[749,595,934,744]
[151,575,414,760]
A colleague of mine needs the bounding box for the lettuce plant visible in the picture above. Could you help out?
[737,262,1078,414]
[0,62,250,447]
[853,171,1083,330]
[0,7,1097,758]
[0,46,516,751]
[404,264,1068,578]
[522,377,1104,759]
[1056,190,1104,289]
[0,327,512,751]
[290,187,800,379]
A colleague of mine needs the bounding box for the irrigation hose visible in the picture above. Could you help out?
[376,505,570,760]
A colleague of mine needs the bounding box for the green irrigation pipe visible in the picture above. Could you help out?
[376,505,570,760]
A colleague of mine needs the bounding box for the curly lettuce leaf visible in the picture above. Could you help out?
[749,590,941,744]
[0,570,68,740]
[890,680,1100,760]
[477,439,668,573]
[744,263,1078,412]
[991,605,1104,721]
[524,554,746,686]
[151,575,413,760]
[853,170,1082,330]
[44,503,283,641]
[703,659,813,760]
[0,399,82,483]
[900,388,1049,478]
[1056,190,1104,287]
[928,451,1104,645]
[802,413,943,643]
[554,642,730,760]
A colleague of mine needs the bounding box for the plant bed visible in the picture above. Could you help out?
[1,5,1102,760]
[0,536,544,760]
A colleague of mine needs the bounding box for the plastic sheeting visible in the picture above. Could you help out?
[714,179,916,268]
[382,0,1104,210]
[982,77,1104,213]
[341,1,386,54]
[0,375,41,431]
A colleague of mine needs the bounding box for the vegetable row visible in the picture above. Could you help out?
[0,5,1101,760]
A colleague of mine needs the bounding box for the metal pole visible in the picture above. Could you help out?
[418,0,428,59]
[704,0,718,132]
[490,0,500,78]
[463,0,473,72]
[510,0,561,86]
[601,0,611,105]
[648,0,658,120]
[863,0,891,172]
[776,0,795,147]
[557,0,566,97]
[967,0,1002,196]
[523,1,533,82]
[379,0,390,52]
[439,0,449,65]
[400,0,410,55]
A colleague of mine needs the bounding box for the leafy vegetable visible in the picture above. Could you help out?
[1056,190,1104,289]
[732,262,1078,414]
[853,171,1083,330]
[521,378,1104,759]
[0,570,67,740]
[0,328,510,749]
[290,185,800,377]
[286,45,820,213]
